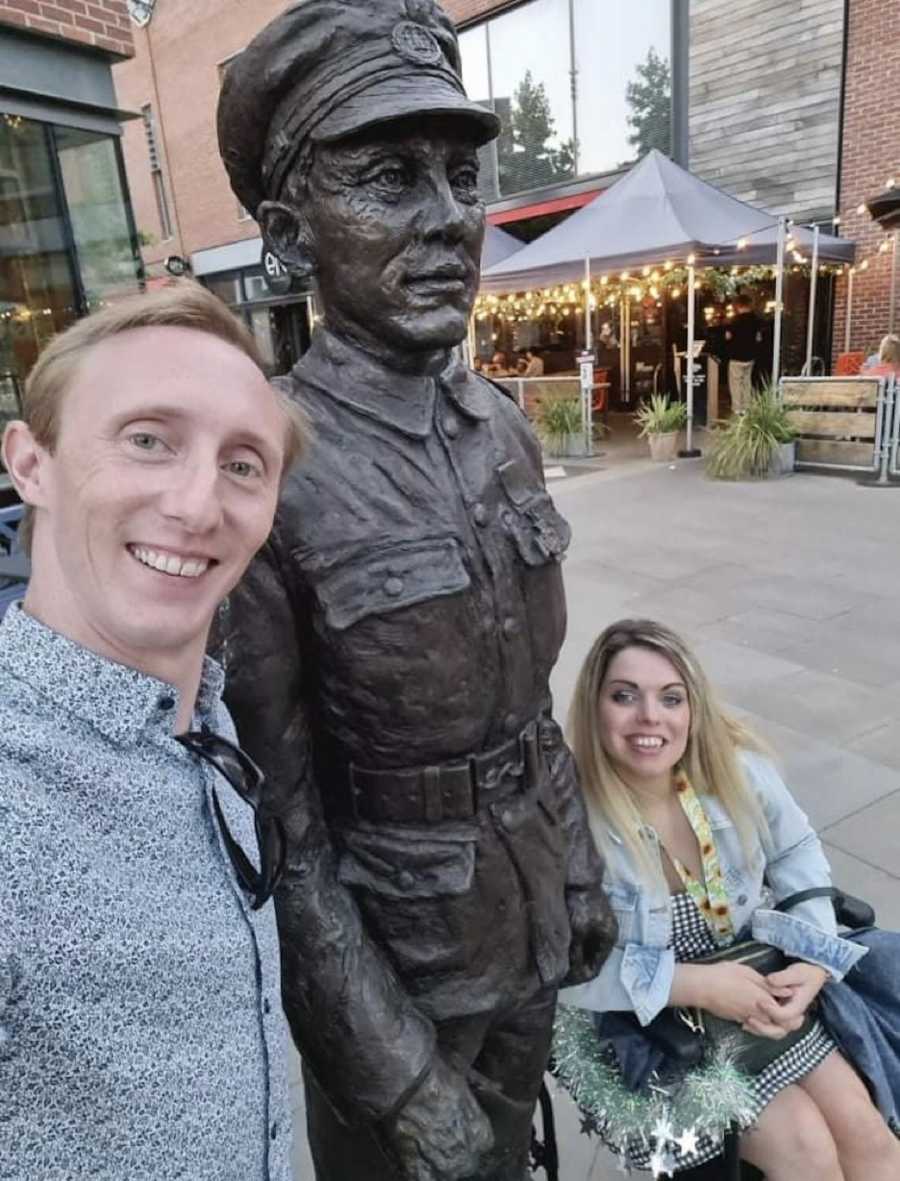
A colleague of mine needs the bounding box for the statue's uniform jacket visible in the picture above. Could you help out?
[219,327,609,1124]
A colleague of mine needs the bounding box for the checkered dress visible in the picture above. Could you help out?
[618,891,837,1173]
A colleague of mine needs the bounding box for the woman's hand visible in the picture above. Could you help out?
[670,962,787,1035]
[747,962,829,1035]
[699,962,789,1031]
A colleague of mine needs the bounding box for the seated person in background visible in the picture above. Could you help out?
[0,284,307,1181]
[558,618,900,1180]
[486,349,510,376]
[598,321,618,350]
[522,348,544,378]
[862,333,900,377]
[472,355,485,374]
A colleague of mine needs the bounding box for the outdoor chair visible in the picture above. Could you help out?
[0,503,28,620]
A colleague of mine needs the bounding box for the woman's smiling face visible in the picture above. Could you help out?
[597,645,691,790]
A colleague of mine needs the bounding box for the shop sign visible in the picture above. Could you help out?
[262,249,292,295]
[578,350,595,391]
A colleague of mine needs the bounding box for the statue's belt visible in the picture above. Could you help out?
[336,720,551,825]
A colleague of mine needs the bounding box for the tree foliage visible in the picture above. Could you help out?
[625,47,672,158]
[498,70,576,195]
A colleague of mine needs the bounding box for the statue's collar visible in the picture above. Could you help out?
[294,328,436,438]
[293,329,493,437]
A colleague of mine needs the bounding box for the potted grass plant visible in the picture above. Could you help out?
[537,396,585,458]
[706,386,796,480]
[634,394,688,461]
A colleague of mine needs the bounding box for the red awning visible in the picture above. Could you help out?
[487,189,601,227]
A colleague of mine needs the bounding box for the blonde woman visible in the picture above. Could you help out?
[558,619,900,1180]
[862,334,900,378]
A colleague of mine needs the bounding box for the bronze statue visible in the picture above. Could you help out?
[216,3,615,1178]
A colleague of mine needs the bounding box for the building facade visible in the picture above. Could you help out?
[0,0,141,446]
[114,0,313,373]
[110,0,895,377]
[0,0,141,406]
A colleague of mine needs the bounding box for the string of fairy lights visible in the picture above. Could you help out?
[474,209,898,331]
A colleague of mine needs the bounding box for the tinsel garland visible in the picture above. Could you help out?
[553,1005,758,1176]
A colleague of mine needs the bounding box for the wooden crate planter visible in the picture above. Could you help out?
[781,378,882,471]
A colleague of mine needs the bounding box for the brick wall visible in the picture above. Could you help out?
[832,0,900,360]
[442,0,517,26]
[0,0,133,57]
[114,0,289,266]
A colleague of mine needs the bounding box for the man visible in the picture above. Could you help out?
[0,283,306,1180]
[216,3,615,1179]
[725,294,763,412]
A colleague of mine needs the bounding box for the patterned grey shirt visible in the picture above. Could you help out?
[0,605,291,1181]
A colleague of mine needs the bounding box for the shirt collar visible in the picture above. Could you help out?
[0,604,225,747]
[295,327,436,438]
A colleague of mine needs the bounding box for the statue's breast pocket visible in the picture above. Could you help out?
[312,535,472,632]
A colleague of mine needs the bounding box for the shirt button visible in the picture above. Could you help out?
[472,503,488,527]
[499,809,514,830]
[271,1122,278,1141]
[502,617,519,639]
[263,998,272,1015]
[442,415,460,438]
[395,870,416,890]
[503,712,519,736]
[384,577,404,597]
[737,894,748,906]
[158,696,175,712]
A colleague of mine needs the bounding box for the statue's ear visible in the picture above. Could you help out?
[258,200,317,279]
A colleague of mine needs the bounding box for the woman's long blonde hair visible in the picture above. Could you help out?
[568,618,769,879]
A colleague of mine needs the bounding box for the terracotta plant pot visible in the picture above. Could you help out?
[648,431,680,462]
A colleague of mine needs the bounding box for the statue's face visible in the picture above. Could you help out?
[299,117,485,355]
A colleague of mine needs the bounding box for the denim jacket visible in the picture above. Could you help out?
[562,751,868,1025]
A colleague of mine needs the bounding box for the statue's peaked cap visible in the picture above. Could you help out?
[217,0,499,217]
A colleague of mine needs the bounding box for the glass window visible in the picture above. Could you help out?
[0,114,79,389]
[488,0,574,198]
[55,126,141,310]
[573,0,671,175]
[203,270,241,305]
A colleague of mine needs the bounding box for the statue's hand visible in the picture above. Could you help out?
[563,886,618,986]
[383,1054,493,1181]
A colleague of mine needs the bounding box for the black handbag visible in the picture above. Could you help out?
[638,887,837,1074]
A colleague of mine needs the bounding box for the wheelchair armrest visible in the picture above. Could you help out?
[833,890,875,930]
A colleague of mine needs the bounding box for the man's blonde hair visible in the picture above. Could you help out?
[13,280,309,548]
[568,618,769,881]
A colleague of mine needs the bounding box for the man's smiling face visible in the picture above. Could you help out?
[25,325,287,669]
[300,115,485,356]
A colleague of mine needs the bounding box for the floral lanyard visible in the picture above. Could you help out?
[668,770,735,944]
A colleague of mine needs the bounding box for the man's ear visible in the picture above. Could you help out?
[2,421,50,510]
[258,200,317,279]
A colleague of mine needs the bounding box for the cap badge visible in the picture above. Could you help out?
[392,20,443,66]
[406,0,438,21]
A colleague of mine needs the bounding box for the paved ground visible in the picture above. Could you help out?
[291,429,900,1179]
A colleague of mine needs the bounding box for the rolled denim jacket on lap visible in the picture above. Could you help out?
[562,751,868,1025]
